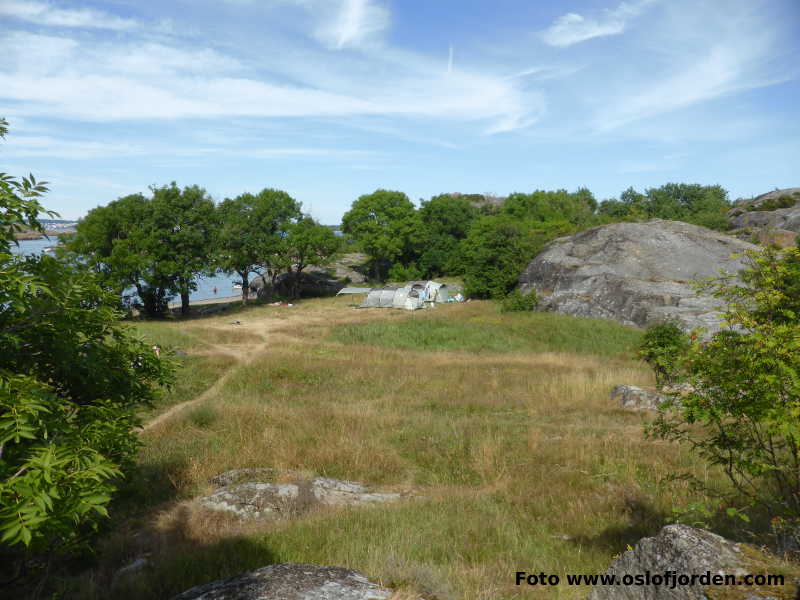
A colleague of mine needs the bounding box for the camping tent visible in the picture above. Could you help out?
[358,281,449,310]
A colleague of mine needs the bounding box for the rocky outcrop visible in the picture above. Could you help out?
[198,475,402,520]
[250,271,343,300]
[518,220,758,333]
[170,563,395,600]
[610,385,666,411]
[728,188,800,247]
[211,468,275,488]
[328,253,370,284]
[588,524,797,599]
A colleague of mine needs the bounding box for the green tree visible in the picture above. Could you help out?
[649,246,800,517]
[457,216,548,298]
[149,183,216,314]
[637,321,690,387]
[283,217,341,298]
[0,120,173,588]
[66,184,217,316]
[65,194,174,316]
[599,183,731,230]
[214,189,302,303]
[417,194,478,277]
[341,190,420,280]
[502,188,597,227]
[62,194,150,303]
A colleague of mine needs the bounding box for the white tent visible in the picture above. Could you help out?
[359,281,449,310]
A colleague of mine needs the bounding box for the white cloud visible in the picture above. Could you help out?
[0,0,139,30]
[0,29,540,134]
[1,135,144,159]
[313,0,390,49]
[592,2,789,131]
[540,0,656,47]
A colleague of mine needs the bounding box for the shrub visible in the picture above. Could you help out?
[648,247,800,518]
[0,119,174,586]
[499,289,538,312]
[752,193,799,211]
[637,321,690,387]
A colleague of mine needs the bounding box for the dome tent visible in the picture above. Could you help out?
[358,281,449,310]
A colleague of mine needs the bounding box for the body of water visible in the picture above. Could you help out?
[11,238,243,304]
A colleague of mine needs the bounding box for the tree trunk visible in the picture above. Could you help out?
[177,277,191,315]
[241,271,250,304]
[180,290,190,315]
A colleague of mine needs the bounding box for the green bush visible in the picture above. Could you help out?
[648,247,800,518]
[637,321,690,386]
[752,193,799,211]
[0,119,174,585]
[499,289,538,312]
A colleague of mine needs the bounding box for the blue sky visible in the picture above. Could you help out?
[0,0,798,223]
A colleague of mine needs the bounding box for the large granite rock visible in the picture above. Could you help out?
[170,563,394,600]
[199,475,401,520]
[728,188,800,244]
[588,524,796,599]
[518,220,759,332]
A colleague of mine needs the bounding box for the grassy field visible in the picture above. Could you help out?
[61,297,795,599]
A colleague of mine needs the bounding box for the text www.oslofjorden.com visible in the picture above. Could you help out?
[515,570,785,589]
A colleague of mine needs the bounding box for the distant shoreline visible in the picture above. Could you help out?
[14,230,75,241]
[167,294,241,309]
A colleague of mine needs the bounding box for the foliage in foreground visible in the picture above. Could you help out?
[649,246,800,518]
[0,120,174,587]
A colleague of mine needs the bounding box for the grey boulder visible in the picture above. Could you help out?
[588,524,794,599]
[610,385,666,411]
[518,220,758,333]
[170,563,393,600]
[199,476,401,520]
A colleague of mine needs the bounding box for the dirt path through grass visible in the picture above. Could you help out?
[140,307,347,431]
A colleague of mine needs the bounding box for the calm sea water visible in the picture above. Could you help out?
[11,238,242,304]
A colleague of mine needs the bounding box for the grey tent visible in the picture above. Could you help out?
[336,287,372,296]
[360,288,399,308]
[358,281,450,310]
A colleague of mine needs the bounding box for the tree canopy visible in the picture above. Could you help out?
[341,189,420,280]
[66,184,216,316]
[214,189,302,303]
[598,183,731,230]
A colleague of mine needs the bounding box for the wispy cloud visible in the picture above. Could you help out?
[592,1,790,131]
[312,0,390,49]
[1,135,145,159]
[0,29,539,134]
[0,0,138,30]
[540,0,656,47]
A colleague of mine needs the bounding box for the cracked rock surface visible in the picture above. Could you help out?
[199,474,402,520]
[170,563,394,600]
[588,524,793,599]
[518,220,757,333]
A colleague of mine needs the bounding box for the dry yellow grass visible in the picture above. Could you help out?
[63,297,779,600]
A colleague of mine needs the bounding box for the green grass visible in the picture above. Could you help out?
[127,321,207,351]
[59,299,799,600]
[330,309,643,358]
